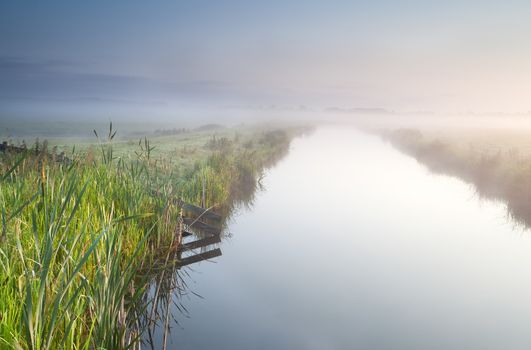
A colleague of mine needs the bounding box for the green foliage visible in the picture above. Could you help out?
[0,124,301,349]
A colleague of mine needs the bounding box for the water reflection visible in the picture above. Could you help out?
[142,255,191,349]
[143,126,531,349]
[381,129,531,229]
[138,138,290,349]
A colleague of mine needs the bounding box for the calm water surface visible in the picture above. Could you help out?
[154,126,531,349]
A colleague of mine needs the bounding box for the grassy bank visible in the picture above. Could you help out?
[380,127,531,227]
[0,123,308,349]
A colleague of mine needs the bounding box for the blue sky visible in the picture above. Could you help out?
[2,0,531,120]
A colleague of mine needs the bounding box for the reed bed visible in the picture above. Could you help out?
[0,125,301,349]
[381,128,531,228]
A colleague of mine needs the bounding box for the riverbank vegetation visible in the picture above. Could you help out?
[0,123,309,349]
[380,127,531,227]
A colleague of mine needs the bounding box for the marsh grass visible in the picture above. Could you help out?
[0,124,303,349]
[382,128,531,227]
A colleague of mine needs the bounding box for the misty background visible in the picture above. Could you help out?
[2,0,531,126]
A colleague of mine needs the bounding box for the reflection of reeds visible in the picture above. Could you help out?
[137,129,304,349]
[382,128,531,228]
[0,124,307,349]
[140,240,189,350]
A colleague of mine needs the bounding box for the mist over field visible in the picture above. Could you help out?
[4,1,531,350]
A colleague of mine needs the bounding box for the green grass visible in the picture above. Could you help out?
[0,124,307,349]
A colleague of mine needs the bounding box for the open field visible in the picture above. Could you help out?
[379,127,531,227]
[4,122,307,177]
[0,122,310,349]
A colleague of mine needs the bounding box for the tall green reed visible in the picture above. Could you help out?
[0,124,302,349]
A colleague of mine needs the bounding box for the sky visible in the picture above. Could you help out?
[1,0,531,121]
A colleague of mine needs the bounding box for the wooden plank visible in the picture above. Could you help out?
[183,217,221,236]
[182,202,222,222]
[179,235,221,252]
[182,231,193,237]
[178,248,222,267]
[148,192,222,222]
